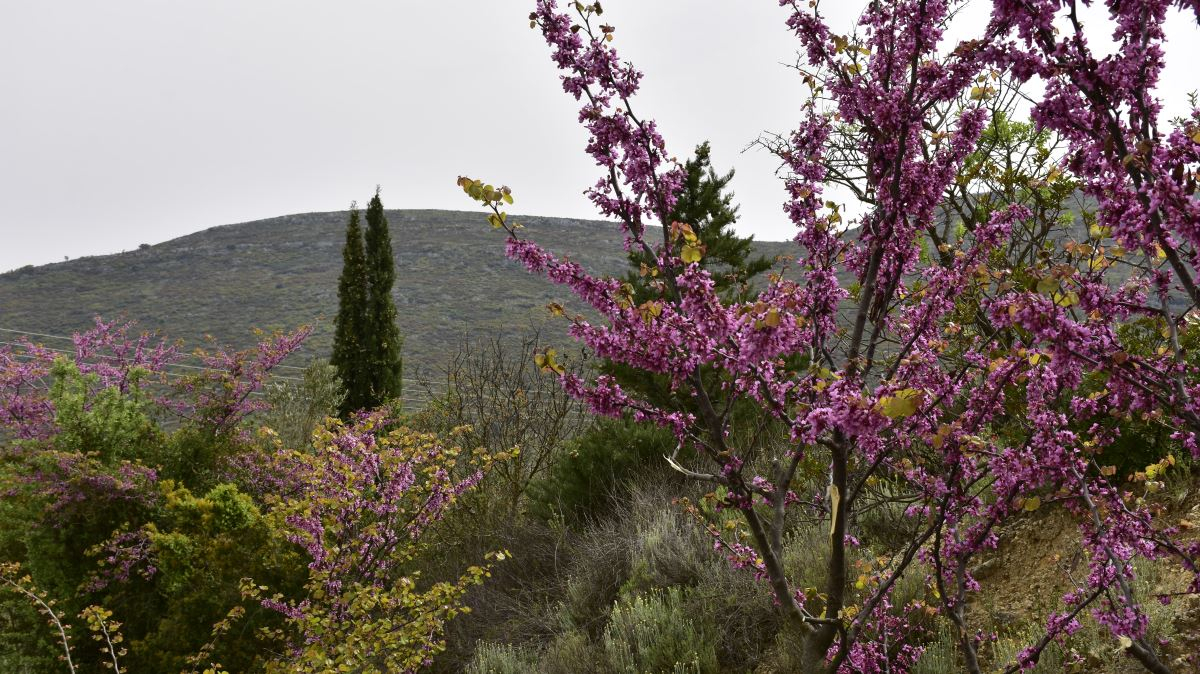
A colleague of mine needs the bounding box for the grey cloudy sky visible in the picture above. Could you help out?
[1,1,1196,272]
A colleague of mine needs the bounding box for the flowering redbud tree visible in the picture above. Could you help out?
[247,414,506,674]
[461,1,1200,672]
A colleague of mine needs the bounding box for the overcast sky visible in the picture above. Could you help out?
[1,1,1197,272]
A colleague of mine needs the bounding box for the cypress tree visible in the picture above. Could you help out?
[331,204,371,416]
[362,188,404,407]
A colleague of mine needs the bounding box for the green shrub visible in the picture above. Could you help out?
[530,418,677,521]
[539,630,604,674]
[49,358,160,463]
[911,624,959,674]
[259,360,344,450]
[621,500,709,597]
[602,587,719,674]
[466,642,540,674]
[691,556,779,669]
[987,624,1068,673]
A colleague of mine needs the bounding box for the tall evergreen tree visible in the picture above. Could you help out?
[610,142,772,410]
[330,205,371,416]
[627,141,771,303]
[362,188,404,407]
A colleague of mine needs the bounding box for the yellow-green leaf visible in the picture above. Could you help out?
[1036,277,1059,294]
[828,484,840,542]
[1052,290,1079,307]
[762,308,781,328]
[535,349,565,375]
[879,389,923,419]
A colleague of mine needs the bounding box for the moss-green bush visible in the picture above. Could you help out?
[530,418,677,521]
[621,499,709,597]
[911,624,960,674]
[602,587,719,674]
[465,642,540,674]
[540,630,605,674]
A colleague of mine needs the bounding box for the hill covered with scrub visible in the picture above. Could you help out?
[0,209,799,373]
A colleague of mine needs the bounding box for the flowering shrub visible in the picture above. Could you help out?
[461,1,1200,672]
[1,320,501,672]
[0,318,176,443]
[250,414,506,674]
[0,320,314,671]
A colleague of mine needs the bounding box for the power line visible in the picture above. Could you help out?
[1,327,590,408]
[0,340,307,383]
[1,339,467,400]
[0,326,312,371]
[4,351,269,398]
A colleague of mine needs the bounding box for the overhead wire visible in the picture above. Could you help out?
[1,326,590,408]
[0,326,312,371]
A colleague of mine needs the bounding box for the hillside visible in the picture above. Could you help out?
[0,209,798,375]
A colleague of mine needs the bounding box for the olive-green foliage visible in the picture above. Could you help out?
[687,543,780,668]
[0,591,58,672]
[153,425,244,492]
[554,518,632,640]
[621,507,709,597]
[602,587,719,674]
[530,418,677,521]
[444,481,779,673]
[48,358,160,462]
[260,360,344,449]
[987,625,1068,673]
[125,481,301,673]
[465,632,605,674]
[465,642,540,674]
[910,624,959,674]
[853,481,922,552]
[539,630,604,674]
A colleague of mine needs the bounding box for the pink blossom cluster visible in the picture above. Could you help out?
[256,413,484,624]
[82,529,157,592]
[169,327,312,434]
[0,317,178,442]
